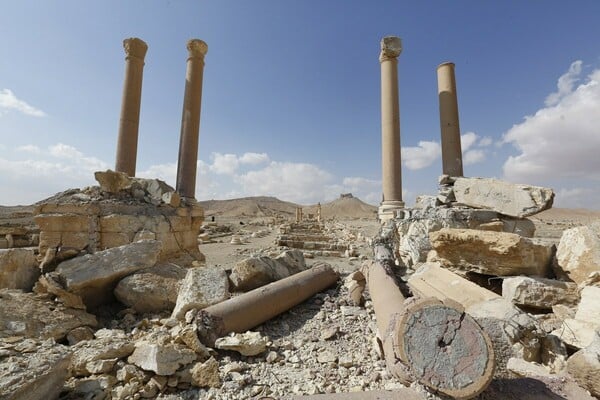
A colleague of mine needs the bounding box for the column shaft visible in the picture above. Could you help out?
[176,40,208,198]
[437,62,463,177]
[381,57,402,203]
[115,38,147,177]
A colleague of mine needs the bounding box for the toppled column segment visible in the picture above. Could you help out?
[364,237,494,399]
[195,264,338,346]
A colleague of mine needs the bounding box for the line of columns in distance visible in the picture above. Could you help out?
[378,36,463,221]
[114,37,207,199]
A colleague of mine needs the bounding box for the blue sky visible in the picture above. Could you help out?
[1,1,599,208]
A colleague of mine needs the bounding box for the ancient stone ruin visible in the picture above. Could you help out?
[1,36,600,400]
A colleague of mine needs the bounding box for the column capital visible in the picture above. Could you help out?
[187,39,208,59]
[379,36,402,63]
[437,61,455,70]
[123,38,148,60]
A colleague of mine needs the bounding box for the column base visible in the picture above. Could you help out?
[378,200,405,222]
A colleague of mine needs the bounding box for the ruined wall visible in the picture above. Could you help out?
[33,172,204,265]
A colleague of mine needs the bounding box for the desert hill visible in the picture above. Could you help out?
[198,194,378,220]
[305,194,377,219]
[198,196,299,218]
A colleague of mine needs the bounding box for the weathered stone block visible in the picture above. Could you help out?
[55,240,161,308]
[99,214,144,233]
[567,331,600,398]
[502,276,579,310]
[429,228,553,277]
[0,339,72,400]
[229,250,307,291]
[409,262,500,309]
[34,214,91,232]
[554,225,600,284]
[453,177,554,218]
[172,267,229,319]
[0,248,39,291]
[0,289,97,340]
[99,232,131,249]
[128,342,197,375]
[114,264,185,313]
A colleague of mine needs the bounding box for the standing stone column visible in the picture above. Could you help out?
[176,39,208,199]
[437,62,463,177]
[378,36,404,221]
[115,38,148,177]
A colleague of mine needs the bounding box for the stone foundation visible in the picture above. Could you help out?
[33,178,204,266]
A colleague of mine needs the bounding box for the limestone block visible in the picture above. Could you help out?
[567,331,600,398]
[100,232,132,249]
[575,286,600,323]
[453,177,554,217]
[429,228,553,277]
[0,248,39,290]
[502,276,579,310]
[190,357,221,388]
[0,339,72,400]
[164,215,191,232]
[555,225,600,284]
[162,191,181,207]
[229,250,307,291]
[141,216,171,233]
[34,273,86,309]
[34,213,91,232]
[40,231,90,254]
[344,270,366,306]
[55,240,161,308]
[476,221,504,232]
[214,331,268,356]
[128,342,197,375]
[133,229,155,242]
[408,262,500,309]
[506,358,550,378]
[114,263,186,313]
[94,170,134,193]
[67,326,95,345]
[171,267,229,319]
[35,202,100,216]
[70,332,135,376]
[99,214,144,233]
[0,289,97,340]
[500,217,535,237]
[553,319,599,349]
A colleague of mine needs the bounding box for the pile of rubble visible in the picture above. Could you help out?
[381,176,600,397]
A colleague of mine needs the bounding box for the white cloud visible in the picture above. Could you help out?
[545,60,583,107]
[0,143,110,205]
[210,153,239,175]
[556,187,600,209]
[237,161,337,204]
[239,152,269,165]
[478,136,493,147]
[464,149,485,165]
[0,144,381,207]
[16,144,41,153]
[401,141,441,170]
[503,65,600,183]
[461,132,478,151]
[342,177,380,188]
[0,89,46,117]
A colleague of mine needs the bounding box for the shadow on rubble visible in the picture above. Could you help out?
[477,378,567,400]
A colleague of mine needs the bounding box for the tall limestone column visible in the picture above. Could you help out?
[115,38,148,177]
[378,36,404,221]
[176,39,208,199]
[437,62,463,177]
